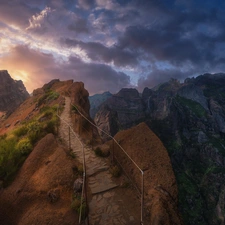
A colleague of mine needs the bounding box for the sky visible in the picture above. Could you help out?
[0,0,225,95]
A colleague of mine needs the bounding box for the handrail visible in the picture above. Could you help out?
[70,102,145,225]
[57,99,88,224]
[60,85,144,224]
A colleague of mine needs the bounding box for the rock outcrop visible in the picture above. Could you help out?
[95,88,145,140]
[68,82,101,144]
[0,70,29,114]
[0,134,78,225]
[112,122,183,225]
[89,91,112,118]
[93,73,225,225]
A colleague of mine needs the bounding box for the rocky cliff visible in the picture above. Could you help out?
[95,88,145,140]
[94,73,225,225]
[0,70,29,115]
[112,122,183,225]
[0,79,92,224]
[89,91,112,118]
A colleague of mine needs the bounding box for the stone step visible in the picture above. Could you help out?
[88,170,118,194]
[87,165,109,177]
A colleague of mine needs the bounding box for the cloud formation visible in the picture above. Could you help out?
[0,45,130,94]
[0,0,225,94]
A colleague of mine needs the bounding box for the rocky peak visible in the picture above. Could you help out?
[142,87,153,100]
[177,84,208,110]
[92,72,225,225]
[115,88,140,99]
[42,79,60,91]
[89,91,112,118]
[0,70,29,114]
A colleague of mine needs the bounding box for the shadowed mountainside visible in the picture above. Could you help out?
[0,76,184,225]
[0,70,29,116]
[89,91,112,118]
[94,73,225,225]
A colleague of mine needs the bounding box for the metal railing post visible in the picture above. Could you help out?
[141,171,144,225]
[69,126,71,149]
[112,140,114,164]
[59,97,145,225]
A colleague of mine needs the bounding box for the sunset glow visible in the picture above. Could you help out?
[0,0,225,94]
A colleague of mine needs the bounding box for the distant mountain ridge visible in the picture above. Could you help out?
[93,73,225,225]
[0,70,29,115]
[89,91,112,118]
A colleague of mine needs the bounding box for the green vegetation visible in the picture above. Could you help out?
[71,105,79,114]
[176,95,207,118]
[72,165,84,176]
[0,136,21,184]
[94,147,109,157]
[13,125,28,137]
[16,137,32,155]
[109,165,121,177]
[71,193,87,219]
[176,172,205,224]
[0,103,60,186]
[167,140,182,155]
[37,90,59,106]
[209,136,225,156]
[69,150,76,159]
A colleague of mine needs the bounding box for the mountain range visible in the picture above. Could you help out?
[1,71,225,224]
[0,70,29,117]
[91,73,225,225]
[0,72,182,224]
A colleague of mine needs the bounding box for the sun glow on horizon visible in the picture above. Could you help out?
[10,70,34,93]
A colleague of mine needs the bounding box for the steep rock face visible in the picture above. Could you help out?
[113,123,183,225]
[95,88,145,140]
[177,84,208,110]
[93,73,225,225]
[0,70,29,114]
[89,91,112,118]
[69,82,101,144]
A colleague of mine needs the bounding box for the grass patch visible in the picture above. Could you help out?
[0,103,60,186]
[94,147,109,157]
[209,137,225,156]
[16,137,33,156]
[71,193,87,219]
[72,165,83,176]
[37,90,59,106]
[71,105,79,114]
[0,136,26,185]
[110,165,121,177]
[69,150,76,159]
[176,95,207,118]
[13,125,28,137]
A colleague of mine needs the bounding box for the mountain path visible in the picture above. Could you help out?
[59,97,140,225]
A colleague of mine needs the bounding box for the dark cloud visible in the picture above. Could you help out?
[137,68,195,91]
[66,56,131,94]
[1,0,225,93]
[0,0,38,28]
[67,17,89,33]
[1,45,130,94]
[78,0,95,10]
[117,2,225,76]
[62,38,138,67]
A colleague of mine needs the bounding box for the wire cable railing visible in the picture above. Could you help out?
[57,99,89,225]
[70,102,145,225]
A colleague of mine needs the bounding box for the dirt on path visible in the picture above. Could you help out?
[59,97,141,225]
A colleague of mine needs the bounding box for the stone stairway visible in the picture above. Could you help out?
[59,97,140,225]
